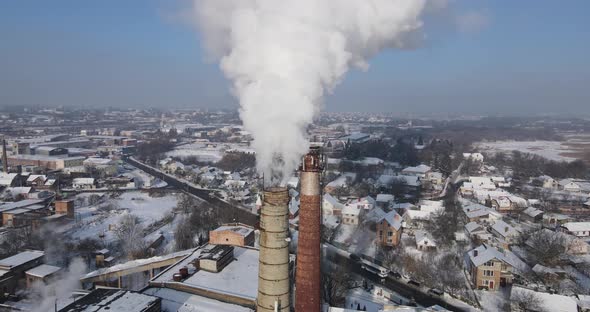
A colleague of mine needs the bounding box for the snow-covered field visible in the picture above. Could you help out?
[59,191,179,242]
[166,142,255,163]
[475,140,577,162]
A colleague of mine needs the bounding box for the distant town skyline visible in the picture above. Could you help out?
[1,0,589,114]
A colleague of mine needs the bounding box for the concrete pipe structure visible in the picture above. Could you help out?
[295,147,323,312]
[257,187,291,312]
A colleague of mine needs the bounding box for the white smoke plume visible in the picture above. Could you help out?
[194,0,436,182]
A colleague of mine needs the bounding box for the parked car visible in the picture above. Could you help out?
[408,280,421,287]
[389,271,402,279]
[428,288,444,296]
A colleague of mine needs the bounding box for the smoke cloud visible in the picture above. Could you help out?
[194,0,434,182]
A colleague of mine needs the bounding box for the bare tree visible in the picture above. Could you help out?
[511,288,543,312]
[527,230,566,266]
[322,269,356,307]
[116,214,147,259]
[174,216,198,250]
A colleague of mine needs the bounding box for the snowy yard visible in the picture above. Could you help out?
[58,191,179,242]
[475,140,578,162]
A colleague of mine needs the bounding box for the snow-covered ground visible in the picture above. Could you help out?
[166,142,254,163]
[475,140,577,162]
[58,191,179,242]
[475,289,508,312]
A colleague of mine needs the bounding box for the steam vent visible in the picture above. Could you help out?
[257,187,291,312]
[295,147,323,312]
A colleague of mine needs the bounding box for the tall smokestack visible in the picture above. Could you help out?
[257,187,290,312]
[2,137,8,173]
[295,147,323,312]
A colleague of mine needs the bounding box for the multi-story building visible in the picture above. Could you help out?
[465,244,528,290]
[376,211,403,247]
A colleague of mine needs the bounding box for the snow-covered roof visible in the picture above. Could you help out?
[378,211,403,230]
[414,230,436,247]
[142,287,252,312]
[522,207,544,218]
[562,222,590,233]
[464,222,484,234]
[26,175,46,183]
[326,173,356,188]
[396,175,420,187]
[3,187,32,197]
[323,193,343,209]
[83,157,114,165]
[61,289,160,312]
[405,210,431,221]
[402,164,431,174]
[464,208,490,219]
[511,286,577,312]
[213,225,254,237]
[467,245,528,272]
[84,249,194,280]
[0,173,18,186]
[342,203,361,216]
[491,220,519,238]
[0,199,45,212]
[375,194,394,203]
[25,264,61,278]
[0,250,44,269]
[73,178,95,185]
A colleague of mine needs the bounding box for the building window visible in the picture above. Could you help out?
[483,270,494,277]
[388,231,393,237]
[484,261,494,267]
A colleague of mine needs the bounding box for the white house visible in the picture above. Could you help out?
[342,204,362,225]
[72,178,96,190]
[463,153,484,162]
[323,193,343,216]
[491,220,520,242]
[559,179,581,193]
[402,164,431,178]
[414,230,436,250]
[561,222,590,237]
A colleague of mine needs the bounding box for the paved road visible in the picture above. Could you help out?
[324,245,472,312]
[124,156,259,226]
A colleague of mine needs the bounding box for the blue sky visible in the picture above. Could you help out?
[1,0,589,114]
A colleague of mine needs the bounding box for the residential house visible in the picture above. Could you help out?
[543,213,571,228]
[376,211,403,247]
[520,207,544,223]
[323,193,344,217]
[537,175,558,189]
[25,175,47,187]
[0,250,45,299]
[72,178,96,190]
[465,244,529,291]
[342,203,362,225]
[25,264,61,288]
[559,179,581,193]
[401,164,431,179]
[463,153,484,162]
[510,286,578,312]
[561,222,590,237]
[464,222,492,243]
[414,230,436,250]
[490,220,520,243]
[0,173,19,187]
[375,194,395,210]
[324,173,356,194]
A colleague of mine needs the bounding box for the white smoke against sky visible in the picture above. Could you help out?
[194,0,439,182]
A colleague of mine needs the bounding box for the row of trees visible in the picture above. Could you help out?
[342,139,419,167]
[489,151,588,180]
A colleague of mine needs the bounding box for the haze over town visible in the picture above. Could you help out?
[1,1,590,312]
